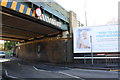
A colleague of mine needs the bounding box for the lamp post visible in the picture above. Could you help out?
[90,36,93,64]
[84,0,87,26]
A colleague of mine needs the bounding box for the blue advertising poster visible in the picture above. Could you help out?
[73,24,119,53]
[73,27,92,53]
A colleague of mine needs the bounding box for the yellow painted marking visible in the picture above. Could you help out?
[26,7,31,15]
[42,14,45,21]
[39,15,42,20]
[1,0,8,7]
[32,10,36,17]
[19,4,24,13]
[110,69,120,71]
[10,1,17,10]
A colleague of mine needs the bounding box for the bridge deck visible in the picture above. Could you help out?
[1,6,64,42]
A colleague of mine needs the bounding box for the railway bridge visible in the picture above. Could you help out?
[0,0,78,63]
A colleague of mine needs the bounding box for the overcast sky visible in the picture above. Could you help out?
[56,0,119,26]
[0,40,4,44]
[0,0,119,43]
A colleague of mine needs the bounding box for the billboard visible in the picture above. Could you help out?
[73,24,119,53]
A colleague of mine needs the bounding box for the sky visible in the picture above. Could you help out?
[56,0,119,26]
[0,0,119,43]
[0,40,4,44]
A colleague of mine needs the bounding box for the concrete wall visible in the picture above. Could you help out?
[16,39,73,63]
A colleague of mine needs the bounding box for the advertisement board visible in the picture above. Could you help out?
[73,24,119,53]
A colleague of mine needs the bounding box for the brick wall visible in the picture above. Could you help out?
[16,39,73,63]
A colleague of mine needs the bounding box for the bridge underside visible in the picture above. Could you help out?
[0,7,63,42]
[0,7,73,63]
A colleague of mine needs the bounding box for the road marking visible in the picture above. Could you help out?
[110,69,120,71]
[4,70,25,80]
[33,66,51,72]
[18,63,21,66]
[5,70,18,78]
[33,66,85,79]
[58,72,85,80]
[33,66,44,71]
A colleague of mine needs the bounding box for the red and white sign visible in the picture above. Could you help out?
[36,8,42,17]
[97,54,106,56]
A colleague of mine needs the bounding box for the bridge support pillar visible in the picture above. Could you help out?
[69,11,77,37]
[16,39,73,63]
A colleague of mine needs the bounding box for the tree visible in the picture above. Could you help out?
[4,41,18,50]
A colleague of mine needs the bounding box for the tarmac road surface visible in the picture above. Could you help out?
[1,58,119,80]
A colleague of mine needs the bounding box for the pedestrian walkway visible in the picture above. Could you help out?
[43,63,119,71]
[4,57,120,72]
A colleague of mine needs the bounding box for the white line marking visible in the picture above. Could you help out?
[33,66,51,72]
[58,72,85,80]
[5,70,17,79]
[18,63,21,66]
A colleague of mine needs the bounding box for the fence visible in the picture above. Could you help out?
[74,55,120,65]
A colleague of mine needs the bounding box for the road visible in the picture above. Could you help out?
[1,58,119,80]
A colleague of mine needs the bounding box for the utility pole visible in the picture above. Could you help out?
[90,36,93,64]
[84,0,87,26]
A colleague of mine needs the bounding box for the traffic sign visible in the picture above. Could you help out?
[36,8,42,17]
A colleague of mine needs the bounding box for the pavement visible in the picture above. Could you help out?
[40,61,120,71]
[1,57,120,80]
[4,57,120,71]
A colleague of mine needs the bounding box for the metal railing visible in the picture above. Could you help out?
[74,55,120,65]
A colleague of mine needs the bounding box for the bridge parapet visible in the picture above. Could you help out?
[0,0,69,30]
